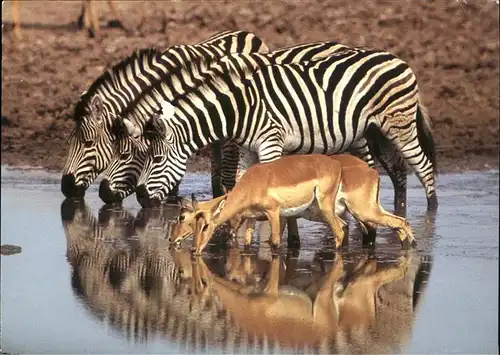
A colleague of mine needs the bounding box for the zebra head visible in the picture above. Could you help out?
[99,117,149,205]
[62,93,114,199]
[136,103,187,208]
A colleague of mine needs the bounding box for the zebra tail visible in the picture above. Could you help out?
[416,104,438,176]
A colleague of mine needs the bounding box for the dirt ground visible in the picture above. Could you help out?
[1,0,499,174]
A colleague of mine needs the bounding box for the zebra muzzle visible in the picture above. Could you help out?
[136,184,162,208]
[61,174,86,199]
[99,179,123,205]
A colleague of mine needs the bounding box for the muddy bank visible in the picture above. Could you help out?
[1,1,498,173]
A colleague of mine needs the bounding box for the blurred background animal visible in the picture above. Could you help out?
[4,0,141,39]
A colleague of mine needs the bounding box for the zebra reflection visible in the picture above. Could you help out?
[60,200,432,352]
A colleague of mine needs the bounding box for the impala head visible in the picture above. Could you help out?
[169,197,199,247]
[136,101,187,208]
[62,93,114,199]
[192,194,227,255]
[99,117,149,205]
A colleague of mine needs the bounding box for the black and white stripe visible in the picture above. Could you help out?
[60,30,268,200]
[101,41,356,205]
[136,48,438,211]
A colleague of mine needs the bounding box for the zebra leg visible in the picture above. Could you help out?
[378,113,438,211]
[220,140,240,192]
[210,141,224,198]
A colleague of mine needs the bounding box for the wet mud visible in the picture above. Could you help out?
[1,1,499,173]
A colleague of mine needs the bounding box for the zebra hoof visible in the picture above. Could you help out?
[427,194,438,212]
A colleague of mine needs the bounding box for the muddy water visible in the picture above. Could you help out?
[1,165,498,354]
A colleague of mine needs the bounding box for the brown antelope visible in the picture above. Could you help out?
[191,154,347,254]
[172,154,415,255]
[6,0,135,39]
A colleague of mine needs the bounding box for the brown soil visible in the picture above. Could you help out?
[2,0,499,174]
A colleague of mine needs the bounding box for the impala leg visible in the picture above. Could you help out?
[77,2,85,29]
[81,0,98,38]
[346,200,415,249]
[265,208,282,252]
[318,195,345,249]
[11,0,22,39]
[106,0,128,30]
[235,147,259,246]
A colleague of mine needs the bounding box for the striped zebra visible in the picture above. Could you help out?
[99,41,354,205]
[133,47,438,215]
[60,30,268,200]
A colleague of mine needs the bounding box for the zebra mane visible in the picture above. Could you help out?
[179,58,248,106]
[73,48,164,121]
[118,51,215,121]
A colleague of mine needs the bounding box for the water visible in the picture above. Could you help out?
[1,166,498,354]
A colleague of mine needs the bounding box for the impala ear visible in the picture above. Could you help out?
[191,193,199,210]
[123,119,141,138]
[212,197,226,219]
[179,197,193,211]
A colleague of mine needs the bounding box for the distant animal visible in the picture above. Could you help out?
[185,154,415,255]
[6,0,135,39]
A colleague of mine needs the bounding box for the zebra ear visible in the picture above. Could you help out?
[123,119,141,138]
[191,193,199,210]
[90,94,104,119]
[151,116,167,137]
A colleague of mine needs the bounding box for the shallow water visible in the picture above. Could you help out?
[1,166,498,354]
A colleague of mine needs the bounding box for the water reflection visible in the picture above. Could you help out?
[60,199,433,354]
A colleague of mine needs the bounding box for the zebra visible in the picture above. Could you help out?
[99,41,355,205]
[60,30,268,200]
[133,47,438,217]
